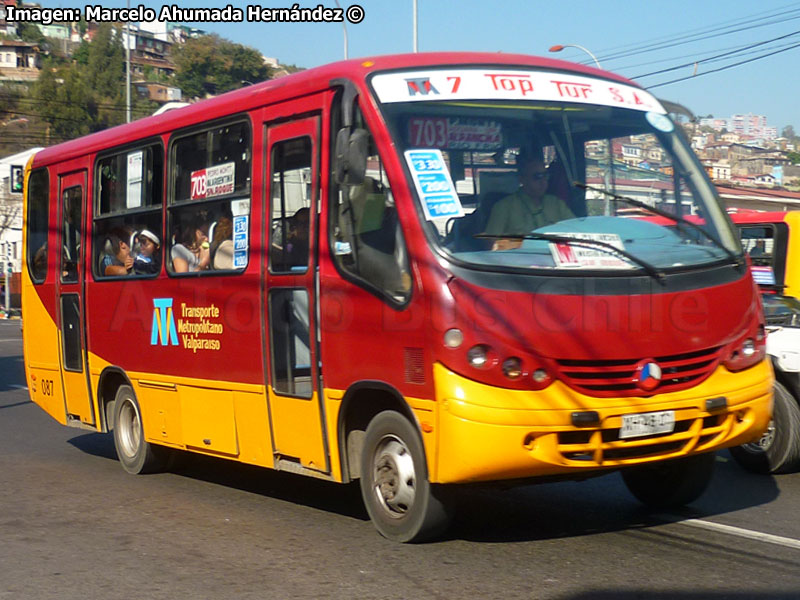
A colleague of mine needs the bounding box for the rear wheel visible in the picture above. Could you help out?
[622,452,716,508]
[112,385,168,474]
[359,410,452,542]
[730,381,800,474]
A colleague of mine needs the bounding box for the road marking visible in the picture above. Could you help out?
[9,385,28,391]
[659,515,800,551]
[0,338,22,342]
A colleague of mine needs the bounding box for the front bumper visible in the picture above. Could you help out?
[432,359,773,483]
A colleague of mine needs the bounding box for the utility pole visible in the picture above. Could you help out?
[125,0,131,123]
[3,244,9,317]
[413,0,418,52]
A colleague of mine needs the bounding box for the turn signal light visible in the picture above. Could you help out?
[443,328,464,348]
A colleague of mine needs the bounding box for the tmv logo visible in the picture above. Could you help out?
[406,77,439,96]
[151,298,179,346]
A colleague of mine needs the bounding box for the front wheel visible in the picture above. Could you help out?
[730,381,800,474]
[622,452,716,509]
[112,384,168,475]
[359,410,452,542]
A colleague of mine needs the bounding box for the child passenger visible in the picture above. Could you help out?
[133,229,161,275]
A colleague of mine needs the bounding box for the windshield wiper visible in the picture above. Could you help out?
[477,232,666,283]
[575,182,743,266]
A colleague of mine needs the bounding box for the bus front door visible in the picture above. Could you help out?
[264,113,329,474]
[55,170,95,426]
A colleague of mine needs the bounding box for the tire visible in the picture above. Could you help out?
[622,452,716,509]
[730,381,800,475]
[359,410,453,543]
[112,385,168,475]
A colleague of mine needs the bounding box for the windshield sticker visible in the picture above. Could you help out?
[373,69,665,113]
[646,111,675,133]
[408,117,502,151]
[126,150,143,209]
[190,162,235,200]
[233,215,249,269]
[547,232,632,269]
[404,149,464,220]
[751,265,776,286]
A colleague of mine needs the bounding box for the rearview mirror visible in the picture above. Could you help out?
[335,127,369,185]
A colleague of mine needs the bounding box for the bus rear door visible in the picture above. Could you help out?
[263,110,329,473]
[56,169,95,426]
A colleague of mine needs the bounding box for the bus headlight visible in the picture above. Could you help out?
[467,345,492,368]
[502,357,523,379]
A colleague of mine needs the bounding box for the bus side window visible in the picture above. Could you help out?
[26,169,50,284]
[269,137,312,274]
[61,186,82,283]
[168,120,252,275]
[94,145,164,279]
[331,110,412,304]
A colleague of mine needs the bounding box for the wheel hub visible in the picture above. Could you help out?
[744,418,775,452]
[118,399,141,459]
[373,437,416,518]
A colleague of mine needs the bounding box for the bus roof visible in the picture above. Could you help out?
[728,211,790,224]
[31,51,635,168]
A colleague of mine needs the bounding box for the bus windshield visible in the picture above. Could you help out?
[372,68,741,274]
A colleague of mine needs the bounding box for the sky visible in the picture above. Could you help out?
[41,0,800,131]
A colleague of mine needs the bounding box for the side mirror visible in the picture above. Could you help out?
[335,127,369,185]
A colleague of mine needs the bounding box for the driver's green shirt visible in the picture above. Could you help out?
[484,189,574,236]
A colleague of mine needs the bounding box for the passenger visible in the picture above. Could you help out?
[749,240,767,257]
[32,242,47,279]
[132,229,161,275]
[210,217,235,270]
[484,152,574,250]
[101,231,133,276]
[285,207,310,267]
[171,216,210,273]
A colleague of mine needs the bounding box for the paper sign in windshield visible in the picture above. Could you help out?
[548,232,632,269]
[190,162,235,200]
[751,265,776,286]
[408,117,502,151]
[404,149,464,220]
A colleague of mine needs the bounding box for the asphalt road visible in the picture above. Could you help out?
[2,318,800,599]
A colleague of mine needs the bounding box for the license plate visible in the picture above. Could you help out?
[620,410,675,439]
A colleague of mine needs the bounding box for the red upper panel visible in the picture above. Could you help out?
[32,51,633,169]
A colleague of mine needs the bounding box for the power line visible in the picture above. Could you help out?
[591,2,800,59]
[645,40,800,89]
[596,6,800,64]
[633,29,800,79]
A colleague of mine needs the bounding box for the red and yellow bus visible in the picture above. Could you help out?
[729,210,800,297]
[22,52,771,542]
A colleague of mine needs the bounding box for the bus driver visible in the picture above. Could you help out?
[484,152,574,251]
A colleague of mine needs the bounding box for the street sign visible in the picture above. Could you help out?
[10,165,23,194]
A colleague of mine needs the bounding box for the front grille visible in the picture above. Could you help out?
[556,346,722,397]
[556,410,732,466]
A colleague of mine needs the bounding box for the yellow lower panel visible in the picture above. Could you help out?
[433,360,773,483]
[22,281,67,425]
[135,382,182,446]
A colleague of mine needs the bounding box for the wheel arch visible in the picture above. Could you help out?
[96,366,134,433]
[337,380,419,483]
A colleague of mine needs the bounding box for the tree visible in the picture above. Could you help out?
[172,35,271,99]
[30,24,155,142]
[782,125,796,140]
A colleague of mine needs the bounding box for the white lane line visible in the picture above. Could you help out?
[660,515,800,551]
[0,338,22,342]
[9,385,28,391]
